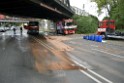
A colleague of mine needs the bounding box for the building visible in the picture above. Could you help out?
[71,6,89,16]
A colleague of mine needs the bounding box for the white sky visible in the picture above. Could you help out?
[70,0,107,21]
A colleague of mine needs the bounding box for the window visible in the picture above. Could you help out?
[29,21,39,26]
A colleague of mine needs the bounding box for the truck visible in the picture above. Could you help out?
[24,21,39,34]
[56,19,77,35]
[24,19,56,35]
[97,19,124,39]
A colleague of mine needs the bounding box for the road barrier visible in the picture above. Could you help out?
[83,35,102,42]
[91,35,95,41]
[97,35,102,42]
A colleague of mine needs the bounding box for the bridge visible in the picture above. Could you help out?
[0,0,74,21]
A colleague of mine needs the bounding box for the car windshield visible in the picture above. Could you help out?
[66,22,74,26]
[29,22,39,26]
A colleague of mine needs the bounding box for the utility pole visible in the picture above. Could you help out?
[82,4,85,15]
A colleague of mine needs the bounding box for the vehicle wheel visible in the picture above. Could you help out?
[104,33,109,40]
[101,32,109,40]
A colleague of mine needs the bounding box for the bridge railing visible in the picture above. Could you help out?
[54,0,74,13]
[58,0,69,7]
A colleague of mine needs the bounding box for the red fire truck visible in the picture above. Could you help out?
[24,19,77,35]
[97,19,124,39]
[24,21,39,34]
[56,19,77,35]
[24,20,56,35]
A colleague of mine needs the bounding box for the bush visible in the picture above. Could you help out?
[72,15,98,34]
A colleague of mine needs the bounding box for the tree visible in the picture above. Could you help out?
[91,0,124,29]
[110,0,124,29]
[72,15,98,34]
[103,16,110,20]
[91,0,111,14]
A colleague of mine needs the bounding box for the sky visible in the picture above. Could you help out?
[70,0,107,21]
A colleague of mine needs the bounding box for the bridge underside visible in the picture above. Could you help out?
[0,0,74,21]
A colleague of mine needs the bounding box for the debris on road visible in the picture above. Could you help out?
[45,36,74,51]
[30,36,80,74]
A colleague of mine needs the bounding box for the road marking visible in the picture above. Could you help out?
[74,44,124,59]
[32,36,114,83]
[72,59,87,70]
[92,49,124,59]
[75,59,113,83]
[31,36,54,50]
[75,46,96,54]
[67,52,92,69]
[88,69,113,83]
[67,52,113,83]
[32,36,67,78]
[80,70,102,83]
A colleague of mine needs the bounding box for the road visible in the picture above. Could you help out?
[0,30,124,83]
[64,35,124,83]
[0,30,68,83]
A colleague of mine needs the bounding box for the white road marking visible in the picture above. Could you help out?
[72,59,87,70]
[80,70,102,83]
[32,36,114,83]
[67,52,92,69]
[88,69,113,83]
[92,49,124,59]
[32,36,67,78]
[75,46,96,54]
[74,43,124,59]
[67,53,114,83]
[74,59,113,83]
[32,36,54,50]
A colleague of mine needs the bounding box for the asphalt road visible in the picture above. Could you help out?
[0,30,93,83]
[64,34,124,83]
[0,30,67,83]
[0,30,124,83]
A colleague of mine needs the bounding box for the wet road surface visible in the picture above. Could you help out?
[0,30,68,83]
[0,30,124,83]
[65,35,124,83]
[0,30,91,83]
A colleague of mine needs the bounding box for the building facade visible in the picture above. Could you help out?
[71,6,89,16]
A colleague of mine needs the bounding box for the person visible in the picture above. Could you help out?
[20,27,23,34]
[13,27,16,34]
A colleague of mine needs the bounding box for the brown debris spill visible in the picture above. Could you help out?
[50,50,80,70]
[45,36,74,51]
[30,36,81,74]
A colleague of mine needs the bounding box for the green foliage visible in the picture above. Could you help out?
[92,0,124,30]
[72,15,98,34]
[116,29,124,33]
[110,0,124,29]
[103,16,110,20]
[91,0,111,13]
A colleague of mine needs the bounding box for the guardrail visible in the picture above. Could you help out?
[0,20,29,23]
